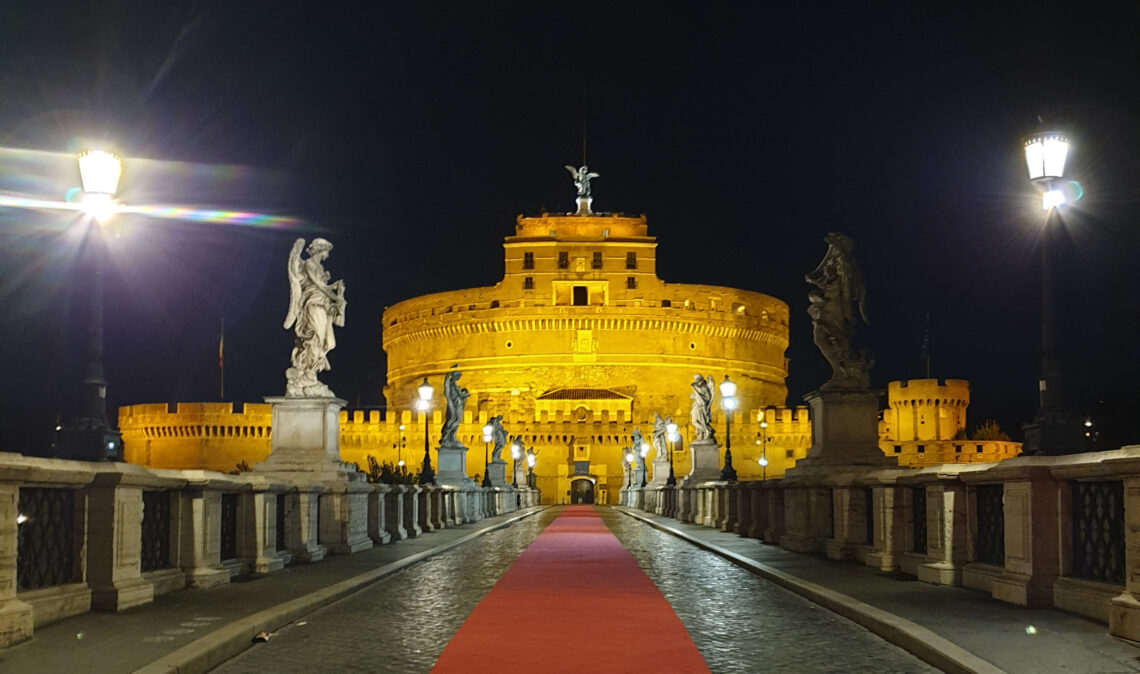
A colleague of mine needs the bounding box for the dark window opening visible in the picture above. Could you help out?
[893,445,902,454]
[917,445,925,453]
[523,277,534,290]
[626,276,637,289]
[625,252,637,269]
[558,251,569,269]
[661,299,671,307]
[572,286,588,306]
[523,252,534,269]
[592,252,603,269]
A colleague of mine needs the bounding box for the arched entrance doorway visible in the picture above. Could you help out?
[570,478,595,504]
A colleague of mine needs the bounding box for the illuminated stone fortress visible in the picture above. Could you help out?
[118,174,1018,499]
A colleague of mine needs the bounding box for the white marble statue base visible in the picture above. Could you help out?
[436,444,471,487]
[683,438,722,485]
[488,459,509,487]
[650,457,672,486]
[256,396,362,480]
[787,388,896,474]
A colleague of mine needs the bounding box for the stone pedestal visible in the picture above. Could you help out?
[87,473,154,611]
[650,457,671,487]
[257,397,360,479]
[683,439,722,485]
[792,389,894,470]
[488,459,509,488]
[436,444,470,487]
[633,466,649,489]
[319,482,373,554]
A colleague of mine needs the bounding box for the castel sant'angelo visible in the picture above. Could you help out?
[119,169,1018,503]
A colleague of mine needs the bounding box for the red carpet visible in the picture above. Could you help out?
[433,506,708,673]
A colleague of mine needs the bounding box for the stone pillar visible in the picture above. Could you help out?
[385,485,408,541]
[281,487,325,563]
[1110,475,1140,641]
[780,487,833,553]
[319,481,372,554]
[417,485,434,534]
[368,485,392,545]
[917,482,968,585]
[736,483,752,536]
[180,488,231,587]
[864,486,908,572]
[429,486,446,530]
[257,397,356,479]
[0,484,34,646]
[238,480,286,574]
[825,486,870,561]
[720,483,739,532]
[404,486,422,538]
[746,483,765,539]
[763,486,784,543]
[86,472,155,611]
[650,457,671,487]
[991,469,1062,607]
[677,485,695,523]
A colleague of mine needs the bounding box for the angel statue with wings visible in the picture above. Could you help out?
[283,237,346,397]
[805,232,873,390]
[690,374,716,442]
[565,164,599,198]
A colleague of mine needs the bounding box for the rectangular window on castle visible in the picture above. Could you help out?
[625,252,637,269]
[661,299,671,307]
[917,444,925,453]
[893,445,902,454]
[592,252,602,269]
[572,286,588,306]
[523,252,534,270]
[524,277,534,290]
[626,276,637,289]
[558,251,569,269]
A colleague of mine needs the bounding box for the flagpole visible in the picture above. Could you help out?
[219,317,225,400]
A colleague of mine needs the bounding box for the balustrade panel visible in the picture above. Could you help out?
[1072,480,1124,584]
[17,487,76,590]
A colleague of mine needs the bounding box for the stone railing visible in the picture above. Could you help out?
[0,452,538,647]
[623,446,1140,643]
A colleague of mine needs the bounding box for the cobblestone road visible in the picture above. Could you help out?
[213,506,938,673]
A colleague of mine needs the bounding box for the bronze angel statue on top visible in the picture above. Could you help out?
[284,237,346,397]
[805,232,873,390]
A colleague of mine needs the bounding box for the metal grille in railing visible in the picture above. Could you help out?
[1072,480,1124,584]
[141,491,172,572]
[864,488,874,545]
[912,486,927,554]
[276,493,287,552]
[17,487,76,590]
[975,484,1004,565]
[220,493,238,561]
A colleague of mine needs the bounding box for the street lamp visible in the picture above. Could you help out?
[719,375,738,481]
[482,422,493,487]
[526,451,536,489]
[665,421,679,486]
[625,449,634,488]
[639,441,650,488]
[1021,129,1082,455]
[57,150,124,462]
[511,439,522,489]
[396,424,406,467]
[417,378,435,484]
[759,419,768,479]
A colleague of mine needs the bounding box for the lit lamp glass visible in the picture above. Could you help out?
[482,423,493,443]
[78,150,122,224]
[1024,132,1070,211]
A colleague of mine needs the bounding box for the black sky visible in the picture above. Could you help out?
[0,2,1136,454]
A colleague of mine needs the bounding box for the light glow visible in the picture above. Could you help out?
[758,457,768,467]
[723,397,737,410]
[16,513,28,525]
[1024,133,1069,181]
[511,442,522,459]
[1042,190,1066,210]
[719,375,737,398]
[417,378,434,402]
[78,150,121,195]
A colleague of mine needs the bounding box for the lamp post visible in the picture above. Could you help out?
[719,375,738,481]
[481,422,493,488]
[625,449,634,488]
[511,439,522,489]
[1021,130,1082,455]
[417,378,435,484]
[526,451,536,489]
[759,419,768,479]
[57,150,124,462]
[665,421,678,486]
[639,441,650,488]
[396,423,406,467]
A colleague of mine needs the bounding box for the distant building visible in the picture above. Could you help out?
[878,379,1021,466]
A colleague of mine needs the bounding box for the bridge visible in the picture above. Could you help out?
[2,447,1140,672]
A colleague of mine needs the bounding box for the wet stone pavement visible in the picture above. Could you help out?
[213,506,938,673]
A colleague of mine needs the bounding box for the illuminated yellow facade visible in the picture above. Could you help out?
[118,213,1018,493]
[878,379,1021,466]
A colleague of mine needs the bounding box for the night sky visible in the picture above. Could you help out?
[0,3,1136,455]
